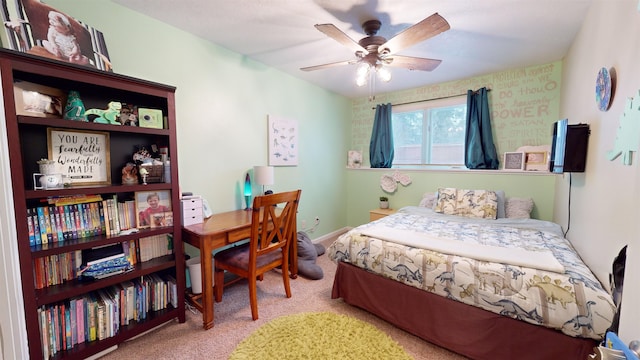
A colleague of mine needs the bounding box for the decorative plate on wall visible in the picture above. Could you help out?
[596,67,612,111]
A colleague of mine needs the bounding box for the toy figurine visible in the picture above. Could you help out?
[63,90,87,121]
[121,162,138,185]
[85,101,122,125]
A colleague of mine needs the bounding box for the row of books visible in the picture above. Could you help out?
[38,274,178,360]
[33,236,172,289]
[138,234,173,262]
[27,195,139,247]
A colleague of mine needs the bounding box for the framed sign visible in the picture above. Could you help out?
[47,128,110,185]
[503,152,525,170]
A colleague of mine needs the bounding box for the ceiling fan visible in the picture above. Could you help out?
[301,13,451,80]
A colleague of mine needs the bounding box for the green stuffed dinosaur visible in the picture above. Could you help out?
[85,101,122,125]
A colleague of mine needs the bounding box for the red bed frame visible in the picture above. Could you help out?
[332,262,597,360]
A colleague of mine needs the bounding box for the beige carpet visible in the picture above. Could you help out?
[100,238,467,360]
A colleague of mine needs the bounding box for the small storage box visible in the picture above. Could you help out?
[181,198,203,226]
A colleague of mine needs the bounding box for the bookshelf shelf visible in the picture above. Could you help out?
[1,48,185,359]
[36,255,177,305]
[30,227,172,257]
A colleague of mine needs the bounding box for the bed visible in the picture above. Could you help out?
[328,189,615,360]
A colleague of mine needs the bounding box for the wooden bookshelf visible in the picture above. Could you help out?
[0,48,185,359]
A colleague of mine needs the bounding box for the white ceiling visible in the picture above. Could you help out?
[113,0,591,99]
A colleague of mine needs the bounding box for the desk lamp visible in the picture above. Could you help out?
[254,166,274,195]
[243,172,252,210]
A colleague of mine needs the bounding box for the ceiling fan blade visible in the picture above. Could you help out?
[379,13,450,55]
[315,24,368,54]
[385,55,442,71]
[300,60,354,72]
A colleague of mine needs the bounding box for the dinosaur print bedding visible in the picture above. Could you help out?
[328,206,615,340]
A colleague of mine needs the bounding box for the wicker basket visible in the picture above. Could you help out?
[139,164,164,183]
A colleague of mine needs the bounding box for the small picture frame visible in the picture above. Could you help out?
[503,152,525,170]
[525,151,549,171]
[138,108,164,129]
[347,150,362,168]
[150,212,173,228]
[14,81,65,118]
[135,190,172,228]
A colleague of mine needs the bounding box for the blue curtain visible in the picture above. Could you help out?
[369,103,394,168]
[465,88,499,169]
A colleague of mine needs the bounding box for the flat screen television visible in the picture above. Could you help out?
[549,119,590,173]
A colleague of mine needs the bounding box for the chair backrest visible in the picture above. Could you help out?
[249,189,301,261]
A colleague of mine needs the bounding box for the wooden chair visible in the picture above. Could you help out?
[213,189,301,320]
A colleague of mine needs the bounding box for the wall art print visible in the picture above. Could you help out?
[268,115,298,166]
[1,0,112,71]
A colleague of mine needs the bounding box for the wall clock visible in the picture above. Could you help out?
[596,67,612,111]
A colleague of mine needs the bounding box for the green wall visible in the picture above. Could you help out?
[346,169,556,226]
[345,62,563,226]
[42,1,352,240]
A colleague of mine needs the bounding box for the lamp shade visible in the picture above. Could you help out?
[254,166,274,186]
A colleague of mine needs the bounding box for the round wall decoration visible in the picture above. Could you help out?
[380,174,397,193]
[596,67,612,111]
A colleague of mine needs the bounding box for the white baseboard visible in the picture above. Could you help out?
[311,227,350,243]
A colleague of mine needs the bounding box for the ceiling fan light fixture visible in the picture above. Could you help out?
[356,73,368,87]
[356,62,370,86]
[376,65,392,82]
[356,62,370,77]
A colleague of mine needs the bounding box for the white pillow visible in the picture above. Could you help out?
[418,192,437,209]
[505,197,534,219]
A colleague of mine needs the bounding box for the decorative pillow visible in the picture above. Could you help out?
[434,188,498,219]
[418,192,437,209]
[495,190,506,218]
[505,197,534,219]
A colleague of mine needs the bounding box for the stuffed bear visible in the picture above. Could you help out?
[297,231,325,280]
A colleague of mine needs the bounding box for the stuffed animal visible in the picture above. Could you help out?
[296,231,325,280]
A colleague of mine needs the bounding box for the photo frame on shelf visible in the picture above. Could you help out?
[0,0,112,71]
[47,128,111,185]
[347,150,362,168]
[138,108,164,129]
[503,152,525,170]
[13,81,65,118]
[525,151,549,171]
[150,211,173,228]
[135,190,172,229]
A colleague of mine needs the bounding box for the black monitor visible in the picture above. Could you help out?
[549,119,590,173]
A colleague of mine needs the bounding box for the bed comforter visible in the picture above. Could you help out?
[328,206,615,340]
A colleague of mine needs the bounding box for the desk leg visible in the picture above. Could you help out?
[201,241,214,330]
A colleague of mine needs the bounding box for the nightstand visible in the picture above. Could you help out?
[370,208,396,221]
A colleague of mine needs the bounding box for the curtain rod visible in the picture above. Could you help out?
[371,88,491,109]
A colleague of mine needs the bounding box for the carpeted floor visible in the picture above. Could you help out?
[99,237,467,360]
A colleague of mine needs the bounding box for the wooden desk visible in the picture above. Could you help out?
[182,209,298,329]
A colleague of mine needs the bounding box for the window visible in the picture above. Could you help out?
[392,96,467,166]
